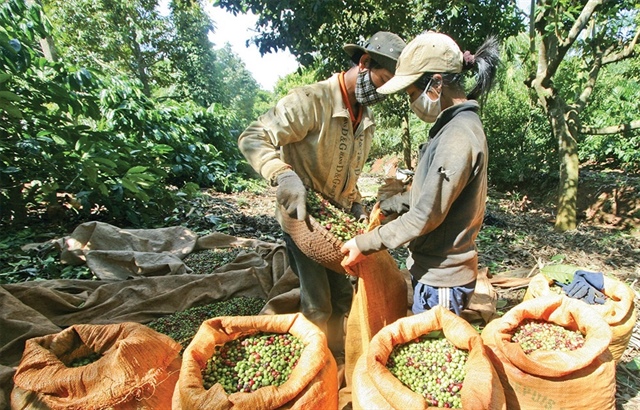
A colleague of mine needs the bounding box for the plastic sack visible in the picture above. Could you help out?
[481,295,616,410]
[340,206,408,409]
[11,322,181,410]
[352,305,505,410]
[172,313,338,410]
[524,269,636,362]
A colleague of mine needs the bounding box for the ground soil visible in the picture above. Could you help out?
[199,168,640,409]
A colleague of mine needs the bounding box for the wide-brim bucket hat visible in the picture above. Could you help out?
[343,31,406,74]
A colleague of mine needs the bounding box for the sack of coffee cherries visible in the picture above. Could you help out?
[481,294,616,410]
[11,323,181,410]
[351,305,505,410]
[523,266,636,363]
[172,313,338,410]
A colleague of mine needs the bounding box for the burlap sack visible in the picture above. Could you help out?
[481,295,616,410]
[523,271,636,362]
[376,177,408,201]
[172,313,338,410]
[11,322,181,410]
[339,206,408,409]
[352,305,505,410]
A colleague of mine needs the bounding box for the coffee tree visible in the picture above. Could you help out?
[0,0,239,226]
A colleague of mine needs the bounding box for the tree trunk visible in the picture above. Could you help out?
[548,102,579,231]
[39,36,59,62]
[131,39,151,97]
[25,0,59,62]
[401,112,412,170]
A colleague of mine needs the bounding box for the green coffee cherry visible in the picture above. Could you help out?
[68,351,102,367]
[306,190,367,242]
[511,319,585,354]
[386,335,468,408]
[148,297,265,353]
[202,332,304,393]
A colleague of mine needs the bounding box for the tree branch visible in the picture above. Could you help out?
[576,34,603,111]
[603,28,640,65]
[580,120,640,135]
[560,0,603,49]
[545,0,601,77]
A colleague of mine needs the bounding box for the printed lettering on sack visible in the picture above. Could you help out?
[511,381,571,410]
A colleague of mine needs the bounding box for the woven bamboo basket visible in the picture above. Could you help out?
[281,207,348,274]
[280,203,384,276]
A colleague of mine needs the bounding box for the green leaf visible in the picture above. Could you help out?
[129,172,156,181]
[137,190,150,202]
[541,264,579,285]
[47,83,69,98]
[0,101,22,118]
[84,165,98,183]
[126,166,147,174]
[0,90,20,101]
[136,180,152,188]
[93,157,118,168]
[98,183,109,196]
[52,135,67,145]
[75,135,91,151]
[151,144,174,154]
[0,73,11,83]
[424,330,444,339]
[36,135,54,143]
[120,177,140,193]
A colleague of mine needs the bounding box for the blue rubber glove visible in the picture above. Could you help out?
[555,270,606,305]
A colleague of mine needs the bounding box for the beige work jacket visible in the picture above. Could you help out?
[238,73,375,211]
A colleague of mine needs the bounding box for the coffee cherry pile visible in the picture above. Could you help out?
[148,297,265,353]
[511,319,585,354]
[183,248,242,274]
[386,335,468,408]
[68,351,102,367]
[202,332,304,394]
[306,190,367,242]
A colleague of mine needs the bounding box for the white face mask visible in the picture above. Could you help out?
[410,81,441,123]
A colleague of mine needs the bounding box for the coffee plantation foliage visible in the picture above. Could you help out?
[0,0,242,226]
[3,0,638,228]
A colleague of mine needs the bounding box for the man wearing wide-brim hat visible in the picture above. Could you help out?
[238,31,405,362]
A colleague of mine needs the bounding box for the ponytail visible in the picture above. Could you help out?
[463,36,501,101]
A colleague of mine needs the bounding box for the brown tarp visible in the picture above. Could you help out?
[0,221,501,409]
[0,222,301,409]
